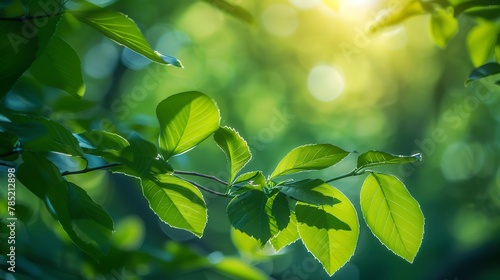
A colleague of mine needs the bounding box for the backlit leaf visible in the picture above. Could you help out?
[270,212,299,252]
[279,179,339,206]
[357,151,422,169]
[429,6,458,48]
[214,126,251,184]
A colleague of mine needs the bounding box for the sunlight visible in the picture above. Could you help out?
[308,65,345,102]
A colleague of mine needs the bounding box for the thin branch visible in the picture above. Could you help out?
[174,170,228,185]
[325,169,366,183]
[61,163,122,176]
[174,175,231,198]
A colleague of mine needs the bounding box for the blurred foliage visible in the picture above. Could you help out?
[1,0,500,279]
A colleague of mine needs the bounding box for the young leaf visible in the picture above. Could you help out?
[214,126,251,184]
[278,179,339,206]
[227,189,290,246]
[467,21,499,67]
[70,7,182,67]
[141,175,207,237]
[29,36,85,97]
[360,173,424,263]
[357,151,421,169]
[465,62,500,86]
[296,188,359,276]
[157,91,220,159]
[17,152,112,260]
[429,6,458,48]
[270,212,300,252]
[233,171,263,185]
[0,115,84,157]
[0,6,61,98]
[270,144,349,179]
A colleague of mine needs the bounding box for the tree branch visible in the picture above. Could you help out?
[325,169,366,183]
[61,163,122,176]
[173,170,228,185]
[174,175,232,198]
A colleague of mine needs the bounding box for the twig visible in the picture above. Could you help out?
[61,163,122,176]
[174,170,228,185]
[174,175,231,198]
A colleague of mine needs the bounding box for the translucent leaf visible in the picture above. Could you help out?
[270,144,349,179]
[429,6,458,48]
[296,188,359,276]
[70,7,182,67]
[157,91,220,159]
[278,179,339,206]
[29,36,85,97]
[75,130,129,153]
[141,175,207,237]
[357,151,422,169]
[227,190,290,246]
[360,173,424,263]
[214,126,251,183]
[212,258,267,280]
[270,212,299,252]
[467,21,499,67]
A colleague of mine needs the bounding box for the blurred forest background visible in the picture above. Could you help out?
[2,0,500,279]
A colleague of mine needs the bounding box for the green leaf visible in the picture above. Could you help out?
[357,151,422,169]
[360,173,424,263]
[212,258,267,280]
[467,21,499,67]
[75,130,129,153]
[279,179,339,206]
[270,144,349,179]
[429,6,458,48]
[0,131,19,160]
[29,36,85,97]
[233,171,262,185]
[0,115,84,157]
[227,190,290,246]
[157,91,220,159]
[45,151,88,173]
[465,62,500,86]
[141,175,207,237]
[0,6,61,98]
[465,5,500,20]
[296,188,359,276]
[203,0,254,25]
[214,126,251,184]
[70,7,182,67]
[231,228,273,261]
[270,212,300,252]
[17,152,111,260]
[230,171,267,195]
[496,33,500,63]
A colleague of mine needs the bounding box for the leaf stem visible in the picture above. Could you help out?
[173,176,232,198]
[325,168,366,183]
[173,170,228,185]
[61,163,122,176]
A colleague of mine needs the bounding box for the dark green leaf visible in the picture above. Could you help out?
[0,7,61,98]
[141,175,207,237]
[75,130,129,153]
[214,126,251,183]
[0,115,84,156]
[70,6,182,67]
[29,36,85,97]
[357,151,421,169]
[270,144,349,179]
[44,151,88,173]
[465,62,500,86]
[279,179,339,206]
[227,190,290,246]
[296,188,358,276]
[464,5,500,20]
[454,0,500,15]
[0,131,19,160]
[17,152,111,260]
[157,91,220,159]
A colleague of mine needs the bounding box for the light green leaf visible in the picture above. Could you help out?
[70,7,182,67]
[29,36,85,97]
[214,126,251,183]
[230,171,267,195]
[227,190,290,246]
[230,228,274,261]
[17,152,111,260]
[270,144,349,179]
[296,188,359,276]
[0,5,61,98]
[467,21,499,67]
[213,258,267,280]
[0,115,84,157]
[279,179,339,206]
[141,175,207,237]
[233,171,262,185]
[496,33,500,62]
[357,151,422,169]
[270,212,299,252]
[465,62,500,86]
[429,6,458,48]
[360,173,424,263]
[157,91,220,159]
